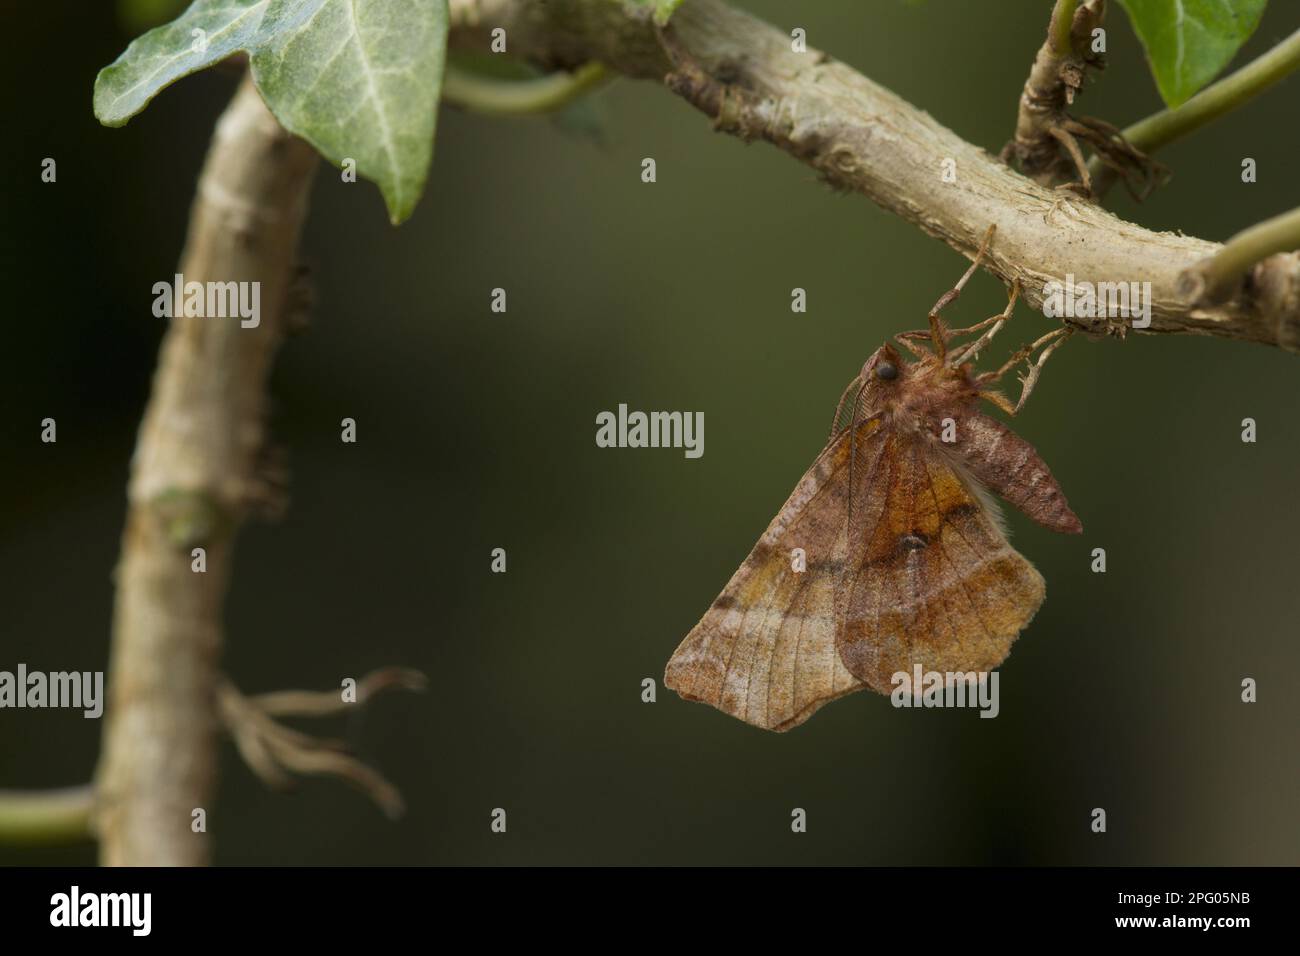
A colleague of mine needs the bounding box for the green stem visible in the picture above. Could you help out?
[1091,28,1300,195]
[441,62,610,116]
[1183,205,1300,302]
[1050,0,1078,56]
[0,786,95,845]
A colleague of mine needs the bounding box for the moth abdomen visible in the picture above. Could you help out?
[944,412,1082,534]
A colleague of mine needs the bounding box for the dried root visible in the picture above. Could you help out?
[217,667,427,819]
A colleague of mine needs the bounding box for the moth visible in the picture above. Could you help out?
[665,227,1081,731]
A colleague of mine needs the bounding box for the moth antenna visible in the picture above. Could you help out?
[828,374,864,441]
[845,379,868,533]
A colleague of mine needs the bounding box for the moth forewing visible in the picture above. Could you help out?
[664,421,874,731]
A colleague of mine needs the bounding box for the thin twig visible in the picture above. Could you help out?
[1002,0,1112,186]
[0,786,95,845]
[1090,28,1300,198]
[1179,205,1300,305]
[1050,0,1080,57]
[442,61,609,114]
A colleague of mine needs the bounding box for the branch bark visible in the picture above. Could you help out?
[449,0,1299,352]
[94,74,318,866]
[1004,0,1087,181]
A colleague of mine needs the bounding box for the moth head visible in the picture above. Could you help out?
[861,343,904,385]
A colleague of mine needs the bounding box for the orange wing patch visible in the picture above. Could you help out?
[835,439,1045,692]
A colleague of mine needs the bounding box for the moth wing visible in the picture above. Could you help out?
[836,434,1046,690]
[664,417,889,732]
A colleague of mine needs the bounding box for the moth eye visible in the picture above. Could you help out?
[876,361,898,381]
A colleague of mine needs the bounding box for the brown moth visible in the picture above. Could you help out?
[665,226,1081,731]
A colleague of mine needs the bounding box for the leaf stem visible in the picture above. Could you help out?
[1180,204,1300,303]
[441,62,609,115]
[0,786,95,845]
[1091,28,1300,196]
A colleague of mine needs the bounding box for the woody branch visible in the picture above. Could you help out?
[448,0,1300,353]
[94,73,318,866]
[93,72,425,865]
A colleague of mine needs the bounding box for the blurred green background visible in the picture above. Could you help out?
[2,0,1297,866]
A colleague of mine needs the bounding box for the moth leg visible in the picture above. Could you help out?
[925,224,997,358]
[1009,328,1073,414]
[892,330,933,359]
[981,389,1017,416]
[978,327,1073,414]
[950,278,1019,340]
[977,326,1065,385]
[948,279,1021,366]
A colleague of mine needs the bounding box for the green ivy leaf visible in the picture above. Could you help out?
[94,0,449,224]
[1116,0,1268,107]
[252,0,447,224]
[626,0,684,27]
[95,0,269,124]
